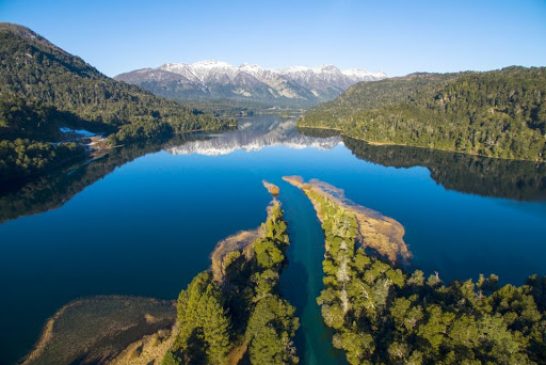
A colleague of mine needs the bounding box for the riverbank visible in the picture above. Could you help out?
[278,179,348,364]
[283,176,410,263]
[297,125,545,162]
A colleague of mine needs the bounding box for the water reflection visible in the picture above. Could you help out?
[1,115,546,365]
[0,135,205,223]
[1,117,545,224]
[301,128,546,201]
[0,115,341,223]
[168,115,341,156]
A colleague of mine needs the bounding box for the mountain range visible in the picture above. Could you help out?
[115,61,386,107]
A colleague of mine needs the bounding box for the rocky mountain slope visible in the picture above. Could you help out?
[115,61,386,107]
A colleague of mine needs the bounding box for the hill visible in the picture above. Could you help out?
[0,23,233,182]
[299,67,546,161]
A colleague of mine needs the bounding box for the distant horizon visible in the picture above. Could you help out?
[115,58,546,78]
[1,0,545,77]
[114,59,388,77]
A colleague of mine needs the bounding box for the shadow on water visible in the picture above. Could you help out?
[4,122,545,225]
[0,116,339,224]
[300,127,546,201]
[278,179,347,365]
[0,133,210,224]
[8,119,542,226]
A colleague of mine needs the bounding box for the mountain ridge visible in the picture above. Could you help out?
[0,23,232,183]
[115,60,386,107]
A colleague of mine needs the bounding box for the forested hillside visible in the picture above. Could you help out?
[0,23,233,182]
[300,67,546,161]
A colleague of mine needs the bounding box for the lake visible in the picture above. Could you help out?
[1,114,545,364]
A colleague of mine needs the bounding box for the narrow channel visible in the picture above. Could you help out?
[278,179,347,365]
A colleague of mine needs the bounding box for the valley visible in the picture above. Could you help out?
[0,8,545,364]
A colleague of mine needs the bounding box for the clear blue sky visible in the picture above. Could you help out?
[1,0,545,77]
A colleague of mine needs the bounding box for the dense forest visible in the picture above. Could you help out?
[0,95,88,182]
[163,193,299,365]
[300,67,546,161]
[290,178,546,364]
[0,23,234,182]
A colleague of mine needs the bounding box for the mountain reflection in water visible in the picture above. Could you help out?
[1,114,546,365]
[300,127,546,201]
[1,115,545,224]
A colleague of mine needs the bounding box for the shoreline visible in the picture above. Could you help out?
[21,295,176,365]
[282,176,410,263]
[297,125,545,163]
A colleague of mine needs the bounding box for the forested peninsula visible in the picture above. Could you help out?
[299,67,546,161]
[20,178,546,365]
[163,188,299,365]
[287,176,546,365]
[0,23,234,183]
[22,183,299,365]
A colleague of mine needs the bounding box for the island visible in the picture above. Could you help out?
[20,179,546,365]
[163,183,298,365]
[283,176,410,263]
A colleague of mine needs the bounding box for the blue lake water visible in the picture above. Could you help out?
[0,115,545,364]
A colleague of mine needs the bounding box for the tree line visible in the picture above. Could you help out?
[300,67,546,161]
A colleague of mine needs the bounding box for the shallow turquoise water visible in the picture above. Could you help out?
[278,179,347,364]
[0,115,545,364]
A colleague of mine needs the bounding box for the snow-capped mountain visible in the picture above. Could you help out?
[115,60,386,106]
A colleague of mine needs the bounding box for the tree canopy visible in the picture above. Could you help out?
[297,179,546,364]
[164,199,299,365]
[300,67,546,161]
